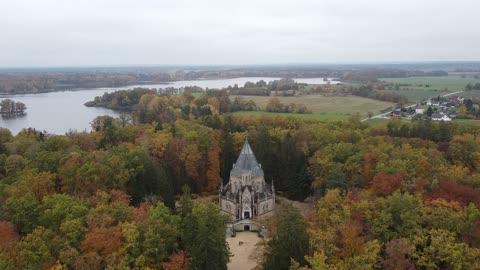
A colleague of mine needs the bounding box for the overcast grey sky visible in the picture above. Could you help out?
[1,0,479,67]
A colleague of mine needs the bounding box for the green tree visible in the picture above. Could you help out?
[220,132,235,183]
[178,185,196,253]
[142,202,180,267]
[59,218,88,248]
[325,163,348,193]
[373,192,423,242]
[264,204,309,270]
[411,229,466,269]
[4,154,26,177]
[426,106,433,117]
[39,193,89,231]
[187,202,229,270]
[5,195,39,234]
[17,226,54,270]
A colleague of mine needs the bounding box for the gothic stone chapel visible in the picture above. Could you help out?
[219,140,275,220]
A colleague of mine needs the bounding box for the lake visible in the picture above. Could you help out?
[0,77,339,135]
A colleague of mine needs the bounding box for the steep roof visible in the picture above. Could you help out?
[431,112,451,119]
[230,140,264,177]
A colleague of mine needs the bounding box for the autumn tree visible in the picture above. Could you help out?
[207,131,222,192]
[163,250,191,270]
[382,239,415,270]
[17,226,55,269]
[80,226,123,260]
[266,97,283,112]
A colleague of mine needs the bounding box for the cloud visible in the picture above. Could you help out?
[0,0,479,67]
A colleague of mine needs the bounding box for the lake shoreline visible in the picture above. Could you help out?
[0,77,339,135]
[0,76,339,96]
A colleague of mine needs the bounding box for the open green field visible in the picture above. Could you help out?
[382,76,477,92]
[231,95,394,119]
[364,118,413,127]
[452,119,480,126]
[381,76,480,102]
[231,111,351,120]
[190,92,204,98]
[381,76,479,102]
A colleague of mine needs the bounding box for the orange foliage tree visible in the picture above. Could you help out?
[163,250,191,270]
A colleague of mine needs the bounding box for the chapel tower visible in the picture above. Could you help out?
[219,140,275,220]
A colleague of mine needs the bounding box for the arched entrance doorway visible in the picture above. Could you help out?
[242,206,251,219]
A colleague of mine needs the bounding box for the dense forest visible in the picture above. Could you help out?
[2,89,480,269]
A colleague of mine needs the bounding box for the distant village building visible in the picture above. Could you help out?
[415,105,424,115]
[390,109,402,118]
[219,140,275,220]
[431,112,452,121]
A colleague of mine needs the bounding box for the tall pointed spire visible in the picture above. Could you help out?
[230,139,263,177]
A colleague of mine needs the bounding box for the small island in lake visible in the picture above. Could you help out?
[0,98,26,117]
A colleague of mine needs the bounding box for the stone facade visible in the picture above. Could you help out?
[219,140,275,220]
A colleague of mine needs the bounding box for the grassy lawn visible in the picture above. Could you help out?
[452,119,480,126]
[231,94,394,118]
[381,76,479,102]
[364,118,391,127]
[190,92,204,98]
[364,118,413,127]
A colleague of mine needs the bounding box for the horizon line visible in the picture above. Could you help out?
[1,60,480,70]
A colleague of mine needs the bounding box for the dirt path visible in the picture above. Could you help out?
[227,232,265,270]
[225,197,314,270]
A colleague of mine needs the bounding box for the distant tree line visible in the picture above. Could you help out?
[465,83,480,91]
[231,96,258,111]
[351,85,409,105]
[266,97,312,114]
[228,78,301,96]
[85,88,157,110]
[311,83,409,105]
[228,80,270,96]
[0,68,449,94]
[340,69,447,83]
